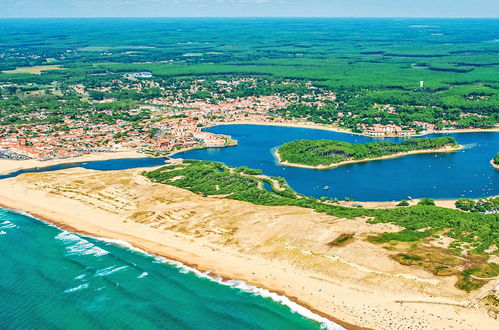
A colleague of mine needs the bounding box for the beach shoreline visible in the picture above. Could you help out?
[274,145,463,170]
[0,168,496,330]
[209,120,363,135]
[491,159,499,170]
[0,177,358,330]
[0,204,355,330]
[209,120,499,137]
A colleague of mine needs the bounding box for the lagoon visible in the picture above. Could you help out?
[174,125,499,201]
[1,125,496,202]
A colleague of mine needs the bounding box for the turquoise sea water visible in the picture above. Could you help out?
[0,208,339,330]
[175,125,499,201]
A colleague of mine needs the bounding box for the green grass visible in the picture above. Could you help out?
[144,160,498,253]
[143,160,499,291]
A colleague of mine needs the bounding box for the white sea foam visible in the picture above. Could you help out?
[0,220,17,229]
[153,256,344,329]
[55,231,109,257]
[75,274,86,280]
[98,237,152,255]
[95,265,128,277]
[137,272,149,279]
[224,280,344,330]
[64,283,89,293]
[72,235,344,329]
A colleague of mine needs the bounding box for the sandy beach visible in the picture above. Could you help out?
[210,120,360,135]
[419,127,499,136]
[491,159,499,170]
[274,145,463,170]
[0,167,497,329]
[0,150,146,176]
[211,120,499,137]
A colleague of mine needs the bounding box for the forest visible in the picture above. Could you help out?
[0,18,498,131]
[277,137,458,167]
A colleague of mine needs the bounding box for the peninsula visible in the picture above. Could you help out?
[0,164,497,329]
[276,137,461,169]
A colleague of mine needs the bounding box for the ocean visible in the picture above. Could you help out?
[0,207,341,330]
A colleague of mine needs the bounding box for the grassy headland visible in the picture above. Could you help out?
[144,160,498,291]
[276,137,460,168]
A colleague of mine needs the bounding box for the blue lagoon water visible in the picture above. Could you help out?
[174,125,499,201]
[0,157,168,180]
[0,208,336,329]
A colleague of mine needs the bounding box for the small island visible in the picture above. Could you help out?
[491,152,499,170]
[276,137,461,169]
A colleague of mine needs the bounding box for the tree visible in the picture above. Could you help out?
[418,198,435,206]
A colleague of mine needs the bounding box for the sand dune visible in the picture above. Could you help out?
[0,167,497,329]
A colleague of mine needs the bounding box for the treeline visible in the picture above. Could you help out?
[495,152,499,165]
[278,137,458,167]
[456,197,499,213]
[275,85,499,131]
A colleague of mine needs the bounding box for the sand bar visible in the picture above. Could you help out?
[0,168,497,329]
[0,150,147,176]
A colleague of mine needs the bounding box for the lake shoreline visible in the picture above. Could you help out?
[275,145,463,170]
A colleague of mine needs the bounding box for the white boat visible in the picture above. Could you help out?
[323,186,330,190]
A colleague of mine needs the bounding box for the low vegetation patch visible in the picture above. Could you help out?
[368,229,434,243]
[144,160,499,291]
[327,233,355,247]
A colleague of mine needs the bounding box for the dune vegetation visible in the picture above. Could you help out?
[144,160,499,291]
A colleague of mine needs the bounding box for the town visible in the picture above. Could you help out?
[0,74,497,161]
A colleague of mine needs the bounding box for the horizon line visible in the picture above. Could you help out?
[0,16,498,19]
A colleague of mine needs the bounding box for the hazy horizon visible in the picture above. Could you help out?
[1,0,498,19]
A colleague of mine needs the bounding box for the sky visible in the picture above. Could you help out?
[1,0,498,18]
